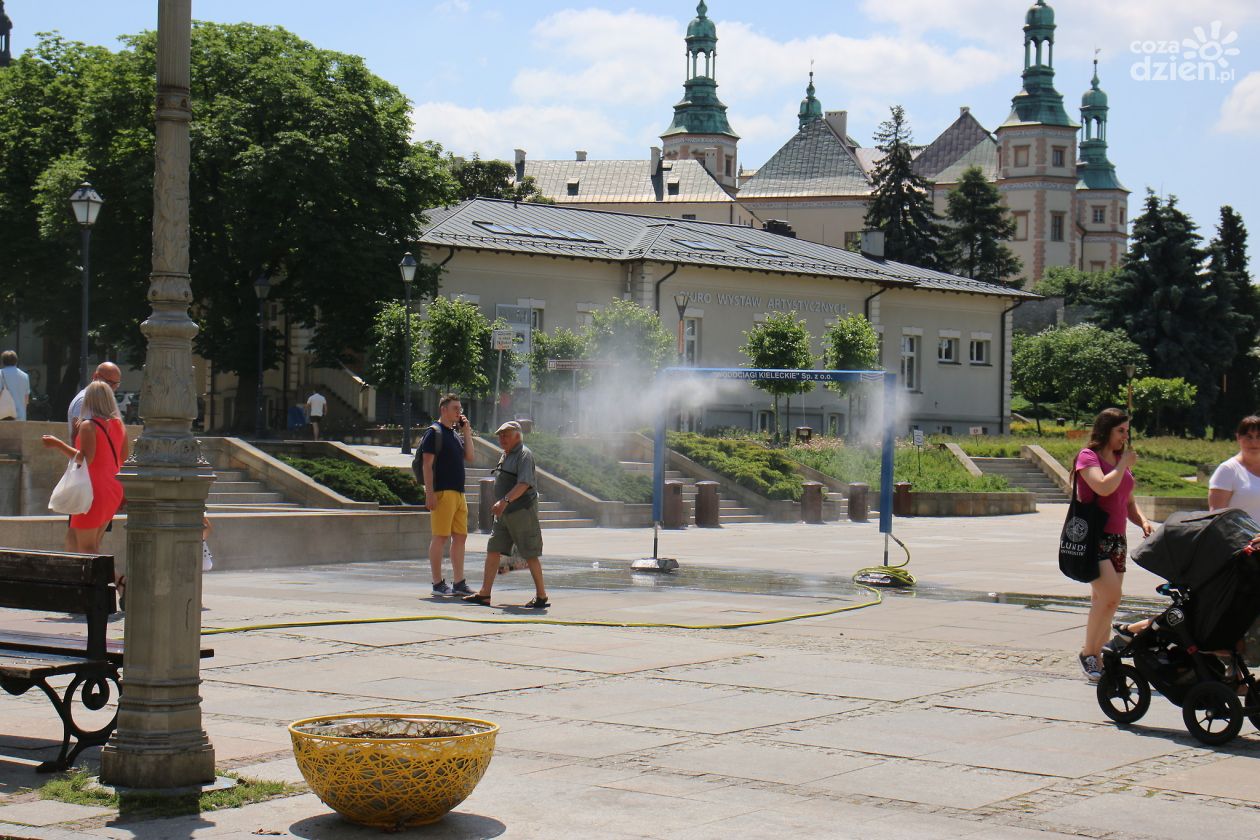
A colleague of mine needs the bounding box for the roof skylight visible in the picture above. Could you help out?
[473,220,603,244]
[674,239,724,252]
[738,244,790,258]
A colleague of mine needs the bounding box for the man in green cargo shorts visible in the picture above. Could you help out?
[463,421,549,609]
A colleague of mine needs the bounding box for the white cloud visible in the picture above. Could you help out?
[409,102,625,160]
[433,0,470,14]
[1216,71,1260,134]
[510,9,679,105]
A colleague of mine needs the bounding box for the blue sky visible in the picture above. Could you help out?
[12,0,1260,259]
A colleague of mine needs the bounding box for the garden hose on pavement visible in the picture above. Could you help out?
[202,534,915,636]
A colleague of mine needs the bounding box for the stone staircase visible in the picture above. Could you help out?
[207,467,300,510]
[971,457,1066,504]
[618,460,766,524]
[464,466,595,529]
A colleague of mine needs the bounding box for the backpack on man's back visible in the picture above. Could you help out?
[410,422,443,484]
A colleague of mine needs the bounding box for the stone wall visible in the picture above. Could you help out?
[906,492,1036,516]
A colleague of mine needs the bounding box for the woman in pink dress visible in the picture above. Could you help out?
[1074,407,1152,682]
[42,381,129,559]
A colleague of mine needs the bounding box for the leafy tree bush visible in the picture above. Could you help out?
[585,299,673,384]
[506,432,651,503]
[667,432,803,500]
[1122,377,1197,436]
[789,439,1013,493]
[1011,325,1146,421]
[939,166,1022,285]
[418,297,489,396]
[529,327,588,393]
[740,311,814,441]
[281,456,405,505]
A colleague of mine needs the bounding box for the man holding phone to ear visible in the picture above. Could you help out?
[419,393,475,596]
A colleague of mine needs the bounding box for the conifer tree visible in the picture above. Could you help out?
[863,106,942,269]
[1094,192,1233,434]
[1208,206,1257,436]
[940,166,1022,285]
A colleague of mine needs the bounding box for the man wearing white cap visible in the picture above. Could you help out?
[463,420,548,608]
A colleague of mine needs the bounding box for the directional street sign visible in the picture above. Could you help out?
[491,329,515,351]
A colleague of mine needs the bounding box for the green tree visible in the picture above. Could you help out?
[939,166,1022,285]
[863,106,942,269]
[585,299,673,385]
[418,297,488,399]
[450,155,553,203]
[1122,376,1197,436]
[529,327,588,393]
[1011,325,1146,421]
[1207,206,1257,437]
[0,27,457,428]
[820,314,879,433]
[1094,192,1235,435]
[740,312,814,441]
[1032,265,1116,307]
[365,301,423,421]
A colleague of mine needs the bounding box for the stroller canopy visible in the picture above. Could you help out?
[1132,508,1260,648]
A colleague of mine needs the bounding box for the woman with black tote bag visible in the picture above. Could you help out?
[1071,408,1152,683]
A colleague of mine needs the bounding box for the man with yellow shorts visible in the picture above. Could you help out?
[418,394,475,596]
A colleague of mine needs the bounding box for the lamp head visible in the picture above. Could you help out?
[673,292,689,317]
[399,252,417,286]
[253,272,272,300]
[68,182,104,227]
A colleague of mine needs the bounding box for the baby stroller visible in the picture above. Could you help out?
[1097,508,1260,745]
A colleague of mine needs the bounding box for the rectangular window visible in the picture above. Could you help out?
[1052,146,1066,168]
[969,339,991,365]
[566,180,579,196]
[1050,212,1065,242]
[900,335,919,391]
[937,337,959,363]
[1119,207,1126,224]
[530,308,544,332]
[681,214,697,220]
[940,425,953,436]
[757,410,774,433]
[1092,205,1106,224]
[1090,261,1106,273]
[1013,212,1029,241]
[575,311,594,329]
[683,317,699,365]
[1013,145,1030,167]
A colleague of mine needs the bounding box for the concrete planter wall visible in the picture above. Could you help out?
[1133,495,1207,522]
[905,491,1035,516]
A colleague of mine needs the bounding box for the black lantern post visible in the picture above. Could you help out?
[673,291,689,364]
[253,272,271,439]
[399,253,417,454]
[69,182,104,387]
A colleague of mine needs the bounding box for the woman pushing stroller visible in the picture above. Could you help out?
[1074,408,1153,683]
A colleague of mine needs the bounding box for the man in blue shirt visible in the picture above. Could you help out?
[418,393,475,596]
[0,351,29,421]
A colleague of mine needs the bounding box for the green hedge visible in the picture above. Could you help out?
[280,456,423,505]
[789,440,1014,493]
[667,432,803,500]
[495,432,652,503]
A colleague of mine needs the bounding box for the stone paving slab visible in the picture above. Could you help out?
[0,799,116,827]
[1029,790,1260,840]
[1135,754,1260,802]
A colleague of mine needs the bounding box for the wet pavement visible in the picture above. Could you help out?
[2,509,1260,839]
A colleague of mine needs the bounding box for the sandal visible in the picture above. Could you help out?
[1112,621,1134,642]
[524,596,550,609]
[462,593,493,606]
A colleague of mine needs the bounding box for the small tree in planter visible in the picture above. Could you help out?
[741,312,814,443]
[821,313,879,436]
[417,297,488,422]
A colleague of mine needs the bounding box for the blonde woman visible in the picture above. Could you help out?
[42,381,129,559]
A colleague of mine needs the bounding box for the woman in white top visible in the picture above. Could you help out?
[1208,415,1260,519]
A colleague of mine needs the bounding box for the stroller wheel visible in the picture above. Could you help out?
[1182,681,1244,746]
[1247,682,1260,733]
[1097,664,1150,725]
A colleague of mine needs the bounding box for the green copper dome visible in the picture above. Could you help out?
[1025,0,1054,30]
[798,72,823,130]
[687,1,717,47]
[1081,66,1108,109]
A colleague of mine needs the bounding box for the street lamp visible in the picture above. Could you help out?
[1124,363,1136,416]
[68,181,104,388]
[253,272,271,439]
[673,292,689,363]
[399,252,417,455]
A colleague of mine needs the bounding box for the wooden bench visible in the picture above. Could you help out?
[0,549,212,772]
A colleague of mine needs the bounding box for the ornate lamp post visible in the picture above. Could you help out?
[68,182,104,388]
[673,292,688,363]
[103,0,216,789]
[253,272,271,439]
[399,253,417,455]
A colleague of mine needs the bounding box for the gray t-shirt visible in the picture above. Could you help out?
[494,443,538,514]
[67,387,89,438]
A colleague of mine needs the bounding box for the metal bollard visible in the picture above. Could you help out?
[478,477,495,533]
[694,480,721,527]
[801,481,823,524]
[893,481,913,516]
[663,480,686,529]
[847,482,869,523]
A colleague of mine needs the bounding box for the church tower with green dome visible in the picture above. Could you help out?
[995,0,1081,283]
[1076,59,1130,273]
[660,1,740,190]
[798,71,823,130]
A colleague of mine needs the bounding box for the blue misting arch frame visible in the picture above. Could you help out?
[653,368,897,535]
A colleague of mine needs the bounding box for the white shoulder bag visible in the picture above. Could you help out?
[49,459,94,515]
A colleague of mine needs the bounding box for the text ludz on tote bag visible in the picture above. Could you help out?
[1058,472,1106,583]
[49,459,93,515]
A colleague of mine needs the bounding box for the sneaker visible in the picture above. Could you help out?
[1078,653,1103,683]
[451,579,473,595]
[431,580,453,596]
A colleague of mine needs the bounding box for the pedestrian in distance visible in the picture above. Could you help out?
[305,387,327,440]
[63,362,123,551]
[41,381,130,597]
[0,350,30,421]
[1207,415,1260,521]
[417,394,475,596]
[1074,407,1152,683]
[464,420,548,609]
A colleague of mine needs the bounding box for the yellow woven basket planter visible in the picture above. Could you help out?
[289,713,498,829]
